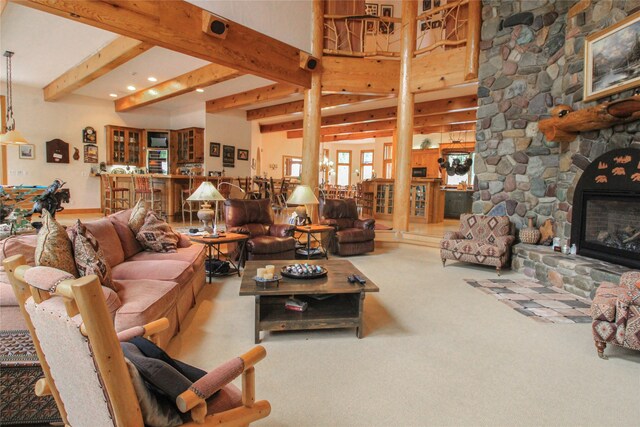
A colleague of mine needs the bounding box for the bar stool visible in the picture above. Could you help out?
[181,173,196,225]
[101,173,130,215]
[131,174,163,216]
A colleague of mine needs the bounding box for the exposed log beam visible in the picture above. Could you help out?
[260,95,478,133]
[1,0,8,16]
[246,94,384,120]
[322,57,400,94]
[286,110,476,138]
[206,83,302,114]
[43,37,152,102]
[19,0,312,88]
[411,47,469,93]
[116,63,241,112]
[319,123,475,142]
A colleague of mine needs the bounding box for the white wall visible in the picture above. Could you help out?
[205,111,252,178]
[170,104,206,130]
[4,83,170,209]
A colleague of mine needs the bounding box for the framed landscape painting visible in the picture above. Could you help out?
[19,144,35,159]
[210,142,220,157]
[584,11,640,102]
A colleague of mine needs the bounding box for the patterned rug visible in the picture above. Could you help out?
[464,278,593,324]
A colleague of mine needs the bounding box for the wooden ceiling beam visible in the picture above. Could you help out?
[116,63,241,112]
[206,83,302,114]
[43,36,152,102]
[1,0,8,16]
[260,95,478,133]
[286,110,475,138]
[246,94,384,120]
[322,57,400,94]
[319,123,476,142]
[20,0,312,88]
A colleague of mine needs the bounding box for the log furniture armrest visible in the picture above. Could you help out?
[354,218,375,230]
[443,231,465,240]
[116,318,170,344]
[226,226,250,235]
[269,223,295,237]
[176,346,267,423]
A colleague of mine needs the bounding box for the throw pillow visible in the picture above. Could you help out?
[34,210,78,277]
[129,199,148,234]
[68,220,116,291]
[136,212,179,253]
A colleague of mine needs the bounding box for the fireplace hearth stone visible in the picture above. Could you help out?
[512,243,634,299]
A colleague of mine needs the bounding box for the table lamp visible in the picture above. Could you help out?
[287,184,319,225]
[187,181,226,234]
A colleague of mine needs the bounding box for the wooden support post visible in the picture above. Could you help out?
[464,0,481,80]
[392,0,417,232]
[301,0,323,222]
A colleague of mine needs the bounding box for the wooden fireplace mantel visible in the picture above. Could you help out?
[538,94,640,143]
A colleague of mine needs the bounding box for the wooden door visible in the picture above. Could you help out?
[193,128,204,162]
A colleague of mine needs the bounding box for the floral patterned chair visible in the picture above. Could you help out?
[590,271,640,359]
[440,214,515,275]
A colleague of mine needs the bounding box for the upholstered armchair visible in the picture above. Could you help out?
[440,214,515,275]
[590,271,640,359]
[319,198,375,256]
[224,198,296,260]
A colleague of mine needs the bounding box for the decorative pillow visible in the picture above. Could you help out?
[34,210,78,277]
[129,199,148,234]
[68,220,115,291]
[136,212,179,253]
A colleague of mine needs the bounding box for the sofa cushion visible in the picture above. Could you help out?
[110,217,143,260]
[1,234,38,266]
[440,239,507,257]
[69,220,115,291]
[0,280,18,306]
[35,210,78,277]
[128,244,206,266]
[111,260,194,286]
[591,283,627,322]
[136,212,179,253]
[114,279,179,332]
[129,199,148,234]
[84,218,125,268]
[336,228,375,244]
[459,214,511,242]
[248,236,296,254]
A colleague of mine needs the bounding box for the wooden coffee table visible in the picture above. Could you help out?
[240,259,379,343]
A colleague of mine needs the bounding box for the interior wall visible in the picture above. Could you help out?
[4,83,170,209]
[169,104,205,131]
[205,111,252,178]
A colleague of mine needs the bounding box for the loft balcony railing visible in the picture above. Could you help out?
[415,0,469,57]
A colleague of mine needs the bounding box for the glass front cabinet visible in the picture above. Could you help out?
[105,125,144,166]
[367,179,444,223]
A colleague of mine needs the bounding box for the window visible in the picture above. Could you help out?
[283,156,302,177]
[336,150,351,186]
[360,150,374,180]
[383,143,393,178]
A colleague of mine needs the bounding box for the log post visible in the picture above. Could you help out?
[464,0,481,80]
[392,0,417,232]
[301,0,324,222]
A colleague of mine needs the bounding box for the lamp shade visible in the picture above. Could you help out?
[187,181,226,202]
[0,129,28,145]
[287,185,319,205]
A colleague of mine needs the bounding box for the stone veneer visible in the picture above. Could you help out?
[474,0,640,242]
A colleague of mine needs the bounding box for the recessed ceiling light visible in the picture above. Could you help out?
[147,76,158,82]
[109,93,118,98]
[127,85,136,91]
[195,88,204,93]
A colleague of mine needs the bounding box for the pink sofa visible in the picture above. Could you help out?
[0,209,206,346]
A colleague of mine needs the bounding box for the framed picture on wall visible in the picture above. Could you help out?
[365,3,378,16]
[237,149,249,161]
[223,145,235,168]
[584,11,640,102]
[210,142,220,157]
[84,144,98,163]
[19,144,35,160]
[379,5,394,34]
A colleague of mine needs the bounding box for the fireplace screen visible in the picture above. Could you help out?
[583,196,640,255]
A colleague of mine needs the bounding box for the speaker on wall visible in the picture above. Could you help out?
[202,11,229,39]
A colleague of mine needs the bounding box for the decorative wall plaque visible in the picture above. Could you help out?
[46,139,70,163]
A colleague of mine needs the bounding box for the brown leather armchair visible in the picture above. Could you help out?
[224,198,296,260]
[319,198,375,256]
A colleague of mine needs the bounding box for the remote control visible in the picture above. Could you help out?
[347,275,356,284]
[353,274,366,285]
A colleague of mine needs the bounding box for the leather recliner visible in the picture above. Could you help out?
[224,198,296,260]
[319,198,375,256]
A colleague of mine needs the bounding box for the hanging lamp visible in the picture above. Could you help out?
[0,51,28,145]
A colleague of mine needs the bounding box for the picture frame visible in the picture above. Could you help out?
[237,149,249,161]
[82,126,96,144]
[379,5,394,34]
[18,144,35,160]
[210,142,220,157]
[365,20,377,35]
[584,11,640,102]
[223,145,235,168]
[364,3,378,16]
[84,144,98,163]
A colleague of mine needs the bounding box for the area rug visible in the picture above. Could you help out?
[464,278,593,324]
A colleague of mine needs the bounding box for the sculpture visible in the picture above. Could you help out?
[29,179,69,220]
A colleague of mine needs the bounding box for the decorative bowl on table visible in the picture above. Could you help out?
[280,264,328,279]
[253,275,280,287]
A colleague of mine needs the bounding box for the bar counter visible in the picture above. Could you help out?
[361,178,444,223]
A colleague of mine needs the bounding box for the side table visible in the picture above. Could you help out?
[295,225,335,260]
[189,233,249,281]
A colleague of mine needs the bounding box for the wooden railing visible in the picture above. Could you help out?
[415,0,469,56]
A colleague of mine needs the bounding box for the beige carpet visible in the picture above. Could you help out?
[167,243,639,427]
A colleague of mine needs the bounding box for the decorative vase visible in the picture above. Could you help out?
[520,217,541,244]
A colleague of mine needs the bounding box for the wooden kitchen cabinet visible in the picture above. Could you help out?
[105,125,144,166]
[411,148,440,178]
[175,127,204,164]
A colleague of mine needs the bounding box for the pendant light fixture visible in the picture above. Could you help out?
[0,51,28,145]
